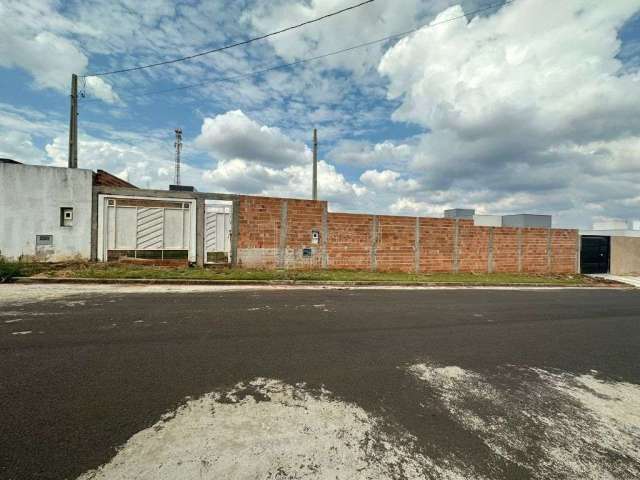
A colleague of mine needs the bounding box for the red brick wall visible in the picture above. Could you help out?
[458,220,491,273]
[376,215,416,272]
[550,229,578,273]
[236,196,282,268]
[419,217,455,272]
[327,213,372,270]
[522,228,550,273]
[284,199,325,269]
[235,194,578,274]
[492,227,520,273]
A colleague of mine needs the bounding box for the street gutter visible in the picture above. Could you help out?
[12,277,628,288]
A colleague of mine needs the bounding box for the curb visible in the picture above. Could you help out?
[11,277,627,288]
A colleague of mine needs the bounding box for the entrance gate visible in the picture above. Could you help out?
[204,201,232,264]
[580,235,610,274]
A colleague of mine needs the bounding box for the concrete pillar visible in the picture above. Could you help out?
[321,203,328,269]
[517,228,524,273]
[278,200,288,269]
[371,215,378,272]
[576,231,581,274]
[414,217,421,274]
[488,227,494,273]
[453,219,460,273]
[231,198,240,267]
[547,228,553,273]
[90,189,99,261]
[195,197,205,267]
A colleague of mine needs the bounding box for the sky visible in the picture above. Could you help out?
[1,0,639,228]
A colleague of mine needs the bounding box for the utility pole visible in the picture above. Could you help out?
[312,128,318,200]
[68,73,78,168]
[174,128,183,186]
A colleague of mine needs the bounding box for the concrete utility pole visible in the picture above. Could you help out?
[174,128,183,185]
[312,128,318,200]
[68,74,78,168]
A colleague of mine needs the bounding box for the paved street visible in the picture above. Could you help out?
[1,285,639,479]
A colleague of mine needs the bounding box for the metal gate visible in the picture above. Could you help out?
[204,201,232,264]
[580,235,610,274]
[99,196,196,262]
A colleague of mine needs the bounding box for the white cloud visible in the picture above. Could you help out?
[0,1,118,103]
[330,140,415,167]
[195,110,311,167]
[376,0,640,226]
[360,169,419,192]
[390,197,445,217]
[0,131,44,163]
[246,0,447,75]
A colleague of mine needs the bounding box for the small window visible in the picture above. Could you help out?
[60,207,73,227]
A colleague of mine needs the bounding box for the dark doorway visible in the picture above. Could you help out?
[580,236,610,274]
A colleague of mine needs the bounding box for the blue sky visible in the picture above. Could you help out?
[1,0,640,228]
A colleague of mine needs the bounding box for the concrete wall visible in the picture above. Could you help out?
[0,163,93,261]
[611,236,640,275]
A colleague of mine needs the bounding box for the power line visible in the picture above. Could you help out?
[82,0,375,78]
[81,1,511,103]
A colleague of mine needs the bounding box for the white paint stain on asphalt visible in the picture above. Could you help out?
[11,330,32,335]
[76,379,472,480]
[409,362,640,478]
[4,318,22,323]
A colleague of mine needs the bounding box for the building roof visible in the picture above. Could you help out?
[93,169,137,188]
[0,158,22,164]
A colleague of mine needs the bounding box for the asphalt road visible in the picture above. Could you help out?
[1,285,639,479]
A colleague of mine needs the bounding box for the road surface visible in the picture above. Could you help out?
[1,284,639,479]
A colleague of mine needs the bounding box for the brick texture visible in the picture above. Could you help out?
[550,229,579,273]
[419,218,456,272]
[236,196,282,268]
[235,194,578,274]
[458,220,491,273]
[375,215,416,272]
[492,227,520,273]
[327,213,372,270]
[284,199,325,269]
[522,228,549,273]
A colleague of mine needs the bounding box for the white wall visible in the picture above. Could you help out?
[0,163,93,261]
[473,215,502,227]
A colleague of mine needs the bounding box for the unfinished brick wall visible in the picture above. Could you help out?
[522,228,550,274]
[283,199,326,269]
[458,221,491,273]
[550,229,579,274]
[327,213,372,270]
[236,196,282,268]
[492,227,520,273]
[376,215,416,272]
[235,195,578,274]
[419,218,456,272]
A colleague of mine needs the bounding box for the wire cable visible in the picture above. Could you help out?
[82,0,375,77]
[81,0,511,102]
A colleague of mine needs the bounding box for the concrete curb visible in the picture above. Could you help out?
[12,277,628,288]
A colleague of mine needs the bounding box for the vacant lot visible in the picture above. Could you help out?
[1,285,638,479]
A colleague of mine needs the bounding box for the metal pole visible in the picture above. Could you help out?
[68,73,78,168]
[312,128,318,200]
[174,128,183,185]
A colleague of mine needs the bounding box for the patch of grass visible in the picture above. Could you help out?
[0,260,55,282]
[19,262,594,285]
